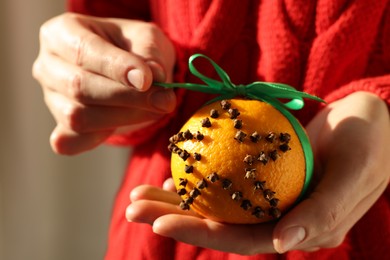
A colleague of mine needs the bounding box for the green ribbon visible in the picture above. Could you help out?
[155,53,325,201]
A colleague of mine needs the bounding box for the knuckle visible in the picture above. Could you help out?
[32,59,42,81]
[137,22,162,36]
[57,12,81,29]
[322,233,346,249]
[71,32,98,67]
[104,55,120,81]
[323,203,346,233]
[133,23,164,56]
[147,22,161,33]
[38,21,51,44]
[143,42,160,59]
[62,12,80,21]
[68,71,86,102]
[146,23,165,42]
[310,192,347,234]
[236,233,266,256]
[73,34,87,67]
[64,103,85,132]
[39,13,71,43]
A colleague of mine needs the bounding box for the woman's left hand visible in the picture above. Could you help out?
[126,91,390,255]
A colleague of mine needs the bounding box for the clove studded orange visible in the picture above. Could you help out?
[168,99,306,224]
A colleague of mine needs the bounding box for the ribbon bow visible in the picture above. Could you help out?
[155,53,324,109]
[155,54,325,200]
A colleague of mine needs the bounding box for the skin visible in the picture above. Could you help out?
[128,92,390,254]
[33,13,176,155]
[33,13,390,255]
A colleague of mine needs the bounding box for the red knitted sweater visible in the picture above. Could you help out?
[68,1,390,259]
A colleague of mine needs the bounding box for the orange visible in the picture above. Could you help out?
[169,99,306,224]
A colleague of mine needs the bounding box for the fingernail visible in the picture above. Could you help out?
[127,69,144,90]
[150,89,175,112]
[274,226,305,253]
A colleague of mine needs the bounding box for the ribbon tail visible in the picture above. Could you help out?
[284,98,304,110]
[247,82,325,110]
[154,82,225,95]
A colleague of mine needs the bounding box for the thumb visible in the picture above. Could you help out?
[272,167,362,253]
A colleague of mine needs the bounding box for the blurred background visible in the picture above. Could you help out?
[0,1,128,259]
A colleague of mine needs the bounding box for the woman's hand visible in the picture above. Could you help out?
[33,13,176,155]
[126,91,389,255]
[272,91,390,253]
[127,179,277,254]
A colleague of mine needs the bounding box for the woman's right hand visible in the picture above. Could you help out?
[33,13,176,155]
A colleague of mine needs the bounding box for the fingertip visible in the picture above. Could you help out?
[125,205,135,222]
[49,128,63,154]
[129,186,144,202]
[272,226,306,253]
[272,198,316,253]
[272,237,283,254]
[149,88,177,113]
[162,178,175,191]
[152,216,169,236]
[49,125,112,155]
[125,201,153,224]
[146,60,166,82]
[50,126,77,155]
[272,225,283,253]
[153,214,201,238]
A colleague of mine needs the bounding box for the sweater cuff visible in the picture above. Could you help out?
[324,75,390,106]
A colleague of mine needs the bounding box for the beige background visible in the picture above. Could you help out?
[0,1,128,259]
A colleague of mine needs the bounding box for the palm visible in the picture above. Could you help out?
[127,92,390,254]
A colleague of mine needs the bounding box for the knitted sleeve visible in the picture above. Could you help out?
[325,1,390,106]
[316,0,390,107]
[298,0,390,116]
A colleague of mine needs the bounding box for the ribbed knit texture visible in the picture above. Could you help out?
[68,1,390,259]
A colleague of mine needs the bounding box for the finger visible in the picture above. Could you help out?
[293,178,388,251]
[272,119,387,253]
[272,163,386,253]
[36,53,176,112]
[126,200,198,224]
[41,13,152,91]
[273,94,390,253]
[303,247,321,252]
[147,61,167,83]
[162,178,176,192]
[44,91,165,133]
[124,22,175,82]
[153,215,276,255]
[50,124,113,155]
[130,185,181,205]
[272,179,357,253]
